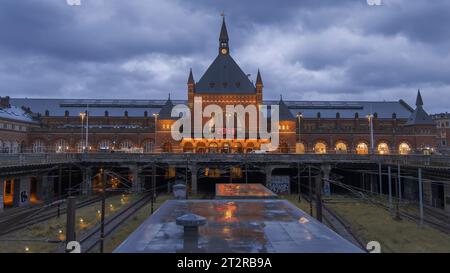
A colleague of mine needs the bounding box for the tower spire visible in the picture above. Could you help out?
[256,69,263,86]
[188,68,195,84]
[416,89,424,107]
[219,15,229,55]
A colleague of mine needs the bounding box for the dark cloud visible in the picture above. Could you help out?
[0,0,449,113]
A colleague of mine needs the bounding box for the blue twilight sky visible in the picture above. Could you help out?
[0,0,449,113]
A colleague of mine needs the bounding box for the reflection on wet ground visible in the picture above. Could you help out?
[215,183,278,199]
[114,200,363,253]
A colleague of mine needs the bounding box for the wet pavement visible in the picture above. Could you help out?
[215,183,278,199]
[114,199,363,253]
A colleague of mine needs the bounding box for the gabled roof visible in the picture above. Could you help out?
[278,96,295,121]
[195,54,256,94]
[158,95,177,120]
[405,90,434,126]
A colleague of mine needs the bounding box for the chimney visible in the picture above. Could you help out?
[0,96,11,108]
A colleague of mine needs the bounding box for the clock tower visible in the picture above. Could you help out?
[219,17,229,55]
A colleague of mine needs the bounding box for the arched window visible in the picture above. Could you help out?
[98,140,112,152]
[120,140,133,150]
[356,142,369,155]
[335,142,348,154]
[377,142,390,155]
[208,142,218,154]
[196,142,206,154]
[280,142,289,153]
[296,143,305,154]
[232,142,243,153]
[222,142,231,153]
[32,139,45,153]
[399,142,411,155]
[142,140,154,153]
[314,142,327,154]
[76,140,86,153]
[11,141,19,154]
[162,142,173,153]
[3,141,11,154]
[55,139,69,153]
[183,142,194,153]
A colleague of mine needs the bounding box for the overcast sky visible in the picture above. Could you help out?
[0,0,449,113]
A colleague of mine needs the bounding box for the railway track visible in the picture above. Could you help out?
[75,193,152,253]
[300,194,367,251]
[0,196,106,236]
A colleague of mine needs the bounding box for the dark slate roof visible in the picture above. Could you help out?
[9,98,414,120]
[278,97,295,120]
[195,54,256,94]
[405,107,434,126]
[404,91,434,126]
[158,96,177,120]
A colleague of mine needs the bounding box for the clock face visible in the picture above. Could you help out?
[221,48,228,55]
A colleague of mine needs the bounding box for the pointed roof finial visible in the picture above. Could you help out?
[416,89,423,107]
[256,69,263,86]
[188,68,195,84]
[220,14,229,42]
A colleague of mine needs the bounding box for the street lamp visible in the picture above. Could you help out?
[153,113,159,153]
[79,112,86,153]
[296,112,303,143]
[366,113,374,154]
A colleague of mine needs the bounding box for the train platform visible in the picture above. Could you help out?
[215,183,278,199]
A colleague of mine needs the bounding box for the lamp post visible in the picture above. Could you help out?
[79,112,86,153]
[367,113,374,154]
[85,104,89,153]
[296,112,303,146]
[153,113,159,153]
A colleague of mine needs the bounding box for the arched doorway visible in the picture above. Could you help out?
[356,142,369,155]
[399,142,411,155]
[377,142,390,155]
[335,142,348,154]
[314,142,327,154]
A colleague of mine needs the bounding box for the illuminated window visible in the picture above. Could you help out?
[98,140,112,152]
[399,142,411,155]
[55,139,69,153]
[377,142,390,155]
[296,143,305,154]
[120,140,133,150]
[335,142,348,154]
[314,142,327,154]
[356,142,369,155]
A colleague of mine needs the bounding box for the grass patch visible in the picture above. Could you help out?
[0,193,140,253]
[325,197,450,253]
